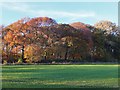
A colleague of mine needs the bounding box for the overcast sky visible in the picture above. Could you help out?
[0,2,118,26]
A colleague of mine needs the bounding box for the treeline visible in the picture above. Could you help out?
[0,17,120,64]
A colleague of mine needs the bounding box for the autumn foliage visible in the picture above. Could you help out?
[1,17,120,64]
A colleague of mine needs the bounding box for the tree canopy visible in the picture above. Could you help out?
[1,17,120,64]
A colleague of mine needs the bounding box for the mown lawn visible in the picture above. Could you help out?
[2,65,119,88]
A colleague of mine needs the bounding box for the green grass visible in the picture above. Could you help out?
[2,65,119,88]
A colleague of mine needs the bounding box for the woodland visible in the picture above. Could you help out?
[1,17,120,64]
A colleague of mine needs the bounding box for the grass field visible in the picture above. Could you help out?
[2,65,119,88]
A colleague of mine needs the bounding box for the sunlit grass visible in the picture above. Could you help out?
[2,65,119,88]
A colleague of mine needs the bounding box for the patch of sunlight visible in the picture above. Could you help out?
[60,65,119,67]
[16,68,45,70]
[45,82,66,85]
[3,72,34,75]
[1,77,7,79]
[79,65,119,66]
[2,76,21,79]
[42,78,118,87]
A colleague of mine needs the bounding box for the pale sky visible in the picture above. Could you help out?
[0,2,118,26]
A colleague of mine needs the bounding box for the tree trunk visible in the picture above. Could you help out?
[6,44,9,63]
[65,47,68,60]
[44,56,46,60]
[21,45,25,63]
